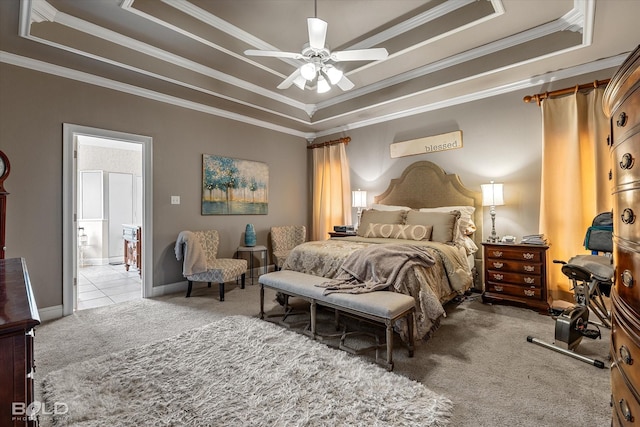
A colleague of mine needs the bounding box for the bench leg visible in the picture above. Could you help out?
[186,280,193,298]
[219,282,225,301]
[310,300,317,339]
[260,284,265,319]
[407,311,415,357]
[385,319,394,371]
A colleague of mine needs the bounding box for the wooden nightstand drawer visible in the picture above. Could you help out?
[485,247,543,262]
[485,259,543,274]
[482,242,549,312]
[486,282,541,299]
[485,270,542,287]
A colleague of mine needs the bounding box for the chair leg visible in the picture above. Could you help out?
[241,273,246,289]
[186,280,193,298]
[208,282,211,288]
[219,282,225,301]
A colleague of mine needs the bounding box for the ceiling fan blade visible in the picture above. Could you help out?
[244,49,303,60]
[307,18,327,50]
[277,68,303,89]
[330,48,389,62]
[336,74,355,91]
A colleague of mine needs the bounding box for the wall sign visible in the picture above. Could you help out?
[390,130,463,158]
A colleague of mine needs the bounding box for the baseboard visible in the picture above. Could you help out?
[150,280,187,297]
[39,304,64,322]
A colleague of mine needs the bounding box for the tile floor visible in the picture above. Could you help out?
[77,263,142,310]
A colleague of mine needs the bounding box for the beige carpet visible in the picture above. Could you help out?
[35,282,612,426]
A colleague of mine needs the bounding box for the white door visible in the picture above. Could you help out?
[108,172,133,263]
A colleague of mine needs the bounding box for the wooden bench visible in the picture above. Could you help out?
[258,270,416,370]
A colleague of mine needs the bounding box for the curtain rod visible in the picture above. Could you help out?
[307,136,351,149]
[523,79,610,106]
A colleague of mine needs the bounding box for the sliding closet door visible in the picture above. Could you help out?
[108,172,133,263]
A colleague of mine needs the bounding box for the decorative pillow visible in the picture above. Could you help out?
[363,223,432,241]
[370,203,412,211]
[405,210,460,243]
[419,206,476,235]
[357,209,407,237]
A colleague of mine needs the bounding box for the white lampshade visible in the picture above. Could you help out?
[292,75,307,90]
[300,63,316,81]
[352,190,367,208]
[325,65,343,85]
[317,75,331,93]
[481,182,504,206]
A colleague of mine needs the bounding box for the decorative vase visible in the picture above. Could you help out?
[244,224,256,247]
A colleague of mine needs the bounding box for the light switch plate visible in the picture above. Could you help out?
[171,196,180,205]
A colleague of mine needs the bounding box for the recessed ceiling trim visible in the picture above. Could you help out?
[316,4,592,112]
[313,52,626,139]
[121,2,291,81]
[347,0,476,50]
[0,51,310,139]
[158,0,303,70]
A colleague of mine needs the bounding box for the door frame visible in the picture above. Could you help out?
[62,124,153,316]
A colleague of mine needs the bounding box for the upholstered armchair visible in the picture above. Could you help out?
[175,230,247,301]
[270,225,307,270]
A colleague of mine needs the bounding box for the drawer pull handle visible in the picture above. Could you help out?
[620,346,633,365]
[621,208,635,224]
[523,253,534,260]
[524,277,535,284]
[492,262,504,269]
[620,153,635,170]
[494,285,503,292]
[523,265,535,272]
[617,112,628,127]
[492,274,504,281]
[622,269,634,288]
[620,399,633,422]
[492,251,503,257]
[524,289,535,297]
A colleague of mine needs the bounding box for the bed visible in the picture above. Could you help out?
[281,161,483,341]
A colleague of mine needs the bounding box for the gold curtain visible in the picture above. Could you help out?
[311,143,352,241]
[539,88,611,302]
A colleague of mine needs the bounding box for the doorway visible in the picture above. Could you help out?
[63,124,153,315]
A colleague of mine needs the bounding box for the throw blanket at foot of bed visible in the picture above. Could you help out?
[259,270,416,371]
[318,243,436,294]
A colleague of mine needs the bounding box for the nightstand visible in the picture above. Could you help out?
[236,245,268,285]
[328,231,357,238]
[482,242,550,312]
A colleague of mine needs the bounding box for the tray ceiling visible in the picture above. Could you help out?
[1,0,638,140]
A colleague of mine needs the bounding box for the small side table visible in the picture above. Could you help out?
[236,245,268,285]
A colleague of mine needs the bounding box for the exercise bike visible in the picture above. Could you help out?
[527,212,613,368]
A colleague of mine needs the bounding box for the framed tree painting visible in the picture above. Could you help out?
[202,155,268,215]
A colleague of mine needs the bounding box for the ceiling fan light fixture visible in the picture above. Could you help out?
[292,75,307,90]
[325,66,343,85]
[317,75,331,93]
[300,62,317,81]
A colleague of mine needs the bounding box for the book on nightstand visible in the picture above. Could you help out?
[520,234,548,245]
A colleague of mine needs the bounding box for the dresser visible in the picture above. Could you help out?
[0,258,40,426]
[603,45,640,427]
[123,224,141,276]
[482,242,550,312]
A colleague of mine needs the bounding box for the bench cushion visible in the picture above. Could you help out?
[259,270,415,319]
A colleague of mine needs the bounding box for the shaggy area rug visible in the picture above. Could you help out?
[41,315,452,426]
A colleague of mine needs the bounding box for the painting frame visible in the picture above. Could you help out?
[201,154,269,215]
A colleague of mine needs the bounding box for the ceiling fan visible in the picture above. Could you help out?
[244,13,388,93]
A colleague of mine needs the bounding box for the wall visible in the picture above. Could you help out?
[338,68,617,243]
[0,63,307,311]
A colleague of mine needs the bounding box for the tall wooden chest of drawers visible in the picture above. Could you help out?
[482,242,550,312]
[0,258,40,426]
[603,44,640,427]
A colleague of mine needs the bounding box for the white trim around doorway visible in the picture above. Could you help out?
[62,124,153,316]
